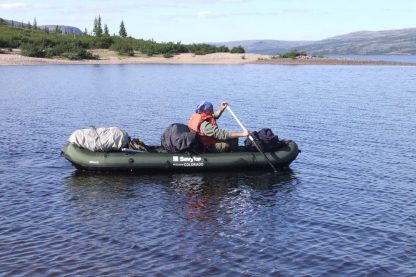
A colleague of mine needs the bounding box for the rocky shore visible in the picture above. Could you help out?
[1,49,415,66]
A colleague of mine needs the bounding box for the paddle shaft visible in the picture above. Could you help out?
[226,106,278,173]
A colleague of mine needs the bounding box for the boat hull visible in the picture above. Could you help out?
[62,141,300,172]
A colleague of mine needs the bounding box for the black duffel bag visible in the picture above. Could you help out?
[245,128,284,151]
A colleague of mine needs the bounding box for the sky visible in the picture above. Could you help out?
[1,0,415,43]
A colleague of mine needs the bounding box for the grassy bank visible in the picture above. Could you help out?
[0,23,242,60]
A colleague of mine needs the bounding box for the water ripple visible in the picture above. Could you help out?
[0,65,415,275]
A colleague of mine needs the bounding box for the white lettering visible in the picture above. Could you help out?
[172,156,204,167]
[180,157,193,162]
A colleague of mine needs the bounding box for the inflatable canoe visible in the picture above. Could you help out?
[62,140,300,172]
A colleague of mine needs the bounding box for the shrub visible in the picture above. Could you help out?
[61,49,98,60]
[217,45,229,52]
[110,40,134,56]
[163,52,174,58]
[280,49,307,59]
[20,42,46,57]
[187,43,223,55]
[20,39,98,60]
[44,41,90,58]
[230,46,245,53]
[91,36,113,49]
[0,38,7,48]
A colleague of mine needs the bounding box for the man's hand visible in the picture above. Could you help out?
[214,102,229,119]
[220,102,228,111]
[242,130,249,137]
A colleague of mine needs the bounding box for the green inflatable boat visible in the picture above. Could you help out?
[62,140,300,172]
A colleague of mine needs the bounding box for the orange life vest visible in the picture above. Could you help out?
[188,113,220,146]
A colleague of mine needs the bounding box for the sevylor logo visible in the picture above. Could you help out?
[172,156,204,167]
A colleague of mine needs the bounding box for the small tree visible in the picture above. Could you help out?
[33,17,37,30]
[84,28,88,35]
[230,46,245,53]
[97,15,103,36]
[93,16,103,36]
[93,17,98,36]
[27,21,32,30]
[104,24,109,36]
[119,20,127,37]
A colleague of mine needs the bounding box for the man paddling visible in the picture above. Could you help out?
[188,101,249,152]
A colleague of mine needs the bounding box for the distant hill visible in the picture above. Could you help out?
[211,40,312,55]
[212,28,416,55]
[39,25,83,35]
[301,28,416,55]
[1,18,82,35]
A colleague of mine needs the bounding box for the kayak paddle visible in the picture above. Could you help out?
[226,106,278,173]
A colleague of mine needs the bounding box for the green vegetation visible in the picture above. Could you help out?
[109,40,134,56]
[163,52,174,58]
[104,24,109,36]
[19,40,98,60]
[187,43,229,55]
[279,49,307,58]
[93,16,103,37]
[0,16,239,60]
[0,23,99,59]
[119,21,127,38]
[230,46,245,53]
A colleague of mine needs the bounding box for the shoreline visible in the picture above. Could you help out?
[1,50,415,66]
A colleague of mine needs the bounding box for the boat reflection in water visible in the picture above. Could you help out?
[65,169,299,224]
[62,169,299,272]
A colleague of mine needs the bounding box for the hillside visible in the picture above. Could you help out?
[1,18,82,34]
[213,28,416,55]
[39,25,82,35]
[211,40,312,55]
[300,28,416,55]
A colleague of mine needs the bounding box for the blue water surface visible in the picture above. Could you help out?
[325,54,416,63]
[0,64,415,276]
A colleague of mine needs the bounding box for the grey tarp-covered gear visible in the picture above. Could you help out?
[161,123,201,153]
[68,127,129,152]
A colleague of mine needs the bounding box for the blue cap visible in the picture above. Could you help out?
[195,101,213,114]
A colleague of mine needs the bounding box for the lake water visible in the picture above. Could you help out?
[325,54,416,63]
[0,64,415,276]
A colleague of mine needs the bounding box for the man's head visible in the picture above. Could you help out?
[195,101,213,114]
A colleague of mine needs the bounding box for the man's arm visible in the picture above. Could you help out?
[213,102,228,119]
[200,121,248,140]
